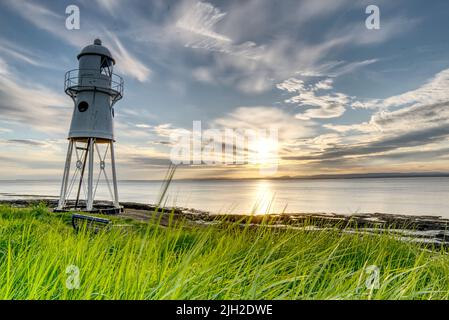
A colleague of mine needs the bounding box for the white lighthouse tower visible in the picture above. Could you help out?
[57,39,124,214]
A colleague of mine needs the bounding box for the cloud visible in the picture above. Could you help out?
[192,67,214,82]
[115,142,173,168]
[93,0,121,17]
[371,101,449,133]
[0,0,441,179]
[0,0,392,97]
[0,37,46,67]
[355,68,449,110]
[211,106,315,152]
[0,57,9,75]
[221,0,353,42]
[330,15,420,47]
[0,137,68,179]
[314,79,333,91]
[106,32,151,82]
[135,124,152,129]
[5,139,47,146]
[295,103,346,120]
[276,78,305,93]
[312,66,449,169]
[285,124,449,161]
[150,123,189,139]
[0,58,70,134]
[284,64,449,125]
[293,91,348,120]
[323,68,449,143]
[327,59,378,77]
[5,0,151,82]
[287,66,449,172]
[325,69,449,136]
[128,156,173,167]
[323,122,376,134]
[277,77,350,120]
[4,0,404,95]
[174,1,265,62]
[168,1,393,94]
[323,100,449,156]
[176,1,230,42]
[141,106,316,163]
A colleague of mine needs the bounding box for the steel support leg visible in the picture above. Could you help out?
[87,138,95,211]
[58,140,74,210]
[110,141,120,208]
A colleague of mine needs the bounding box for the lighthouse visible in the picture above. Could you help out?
[57,39,124,214]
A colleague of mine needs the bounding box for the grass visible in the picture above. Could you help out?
[0,204,448,300]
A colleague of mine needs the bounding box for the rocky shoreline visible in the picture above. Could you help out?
[1,198,449,247]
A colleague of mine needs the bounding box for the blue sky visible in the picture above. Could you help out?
[1,0,449,180]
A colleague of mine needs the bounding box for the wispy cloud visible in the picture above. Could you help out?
[92,0,122,17]
[0,58,69,134]
[5,0,151,82]
[176,1,230,42]
[106,32,151,82]
[277,78,350,120]
[354,68,449,110]
[0,38,46,67]
[169,1,400,94]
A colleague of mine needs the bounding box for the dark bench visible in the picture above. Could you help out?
[71,213,111,233]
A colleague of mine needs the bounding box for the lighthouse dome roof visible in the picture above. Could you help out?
[77,39,115,64]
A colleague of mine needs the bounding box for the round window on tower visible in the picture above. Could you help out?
[78,101,89,112]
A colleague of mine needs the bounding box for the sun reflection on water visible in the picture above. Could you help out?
[250,180,276,215]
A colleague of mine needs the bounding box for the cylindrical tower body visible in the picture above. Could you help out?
[57,39,124,213]
[68,40,117,140]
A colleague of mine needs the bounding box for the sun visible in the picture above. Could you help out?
[256,138,278,165]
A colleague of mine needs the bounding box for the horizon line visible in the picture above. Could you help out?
[2,171,449,182]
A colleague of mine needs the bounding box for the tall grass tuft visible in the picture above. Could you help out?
[156,164,177,207]
[0,204,448,300]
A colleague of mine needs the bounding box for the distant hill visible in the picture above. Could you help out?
[169,172,449,182]
[273,172,449,180]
